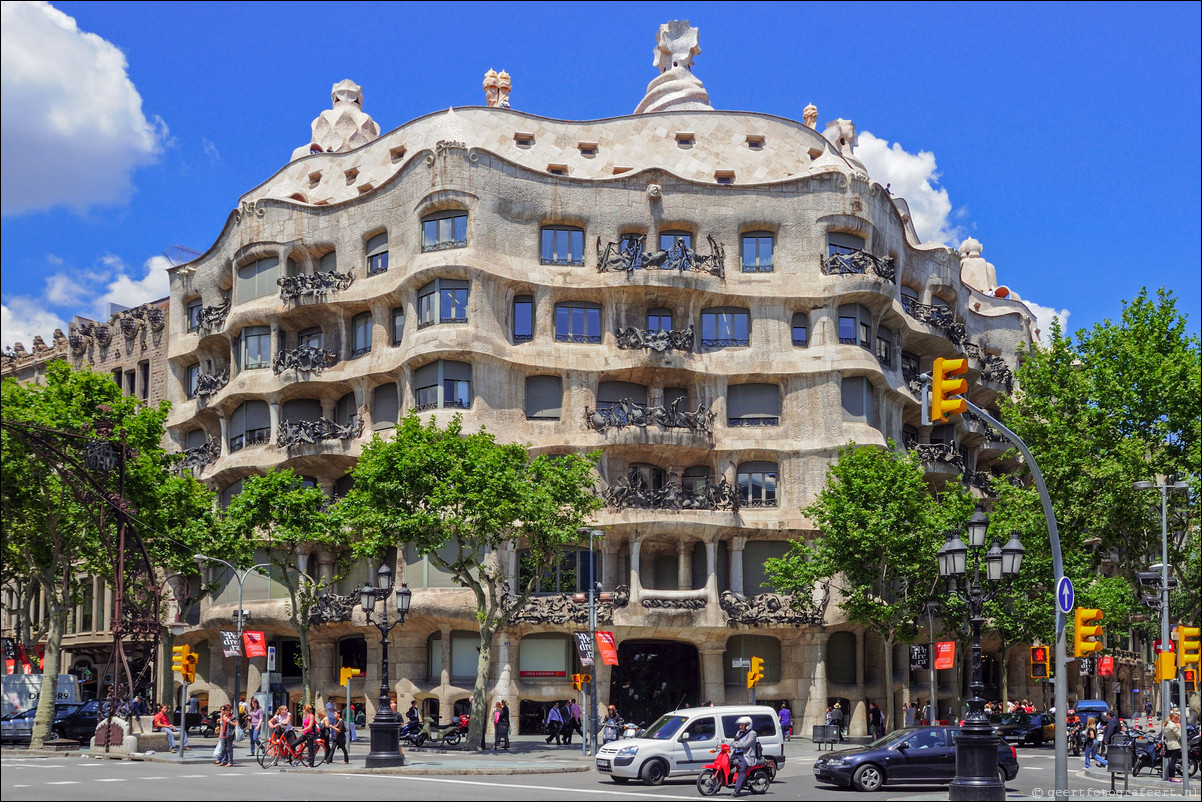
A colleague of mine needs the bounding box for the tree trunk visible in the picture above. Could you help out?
[295,606,313,707]
[998,641,1010,708]
[882,634,896,732]
[30,592,65,748]
[466,624,494,751]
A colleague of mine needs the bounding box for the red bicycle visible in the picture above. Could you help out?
[695,742,771,795]
[256,731,327,768]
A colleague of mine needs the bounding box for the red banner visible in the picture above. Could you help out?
[934,641,956,670]
[242,631,267,658]
[595,631,619,666]
[1098,656,1114,676]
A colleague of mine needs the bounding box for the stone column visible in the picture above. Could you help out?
[803,632,829,733]
[628,534,643,604]
[310,639,336,706]
[218,414,230,457]
[704,541,718,606]
[316,551,336,586]
[677,536,692,590]
[851,629,867,737]
[601,542,620,591]
[271,322,282,358]
[729,536,747,596]
[268,402,280,445]
[492,635,516,735]
[699,643,727,707]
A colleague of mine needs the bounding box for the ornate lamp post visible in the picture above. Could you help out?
[193,554,270,722]
[360,563,411,769]
[938,507,1024,801]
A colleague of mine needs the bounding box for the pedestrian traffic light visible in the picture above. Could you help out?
[1073,608,1104,658]
[1155,651,1177,682]
[570,673,582,692]
[1176,625,1200,680]
[1029,645,1049,679]
[1185,668,1198,694]
[171,644,191,674]
[182,651,198,683]
[930,357,969,422]
[747,656,764,688]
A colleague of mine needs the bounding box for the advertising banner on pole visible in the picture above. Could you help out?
[910,644,930,671]
[242,631,267,658]
[595,631,619,666]
[573,632,595,667]
[220,630,242,657]
[933,641,956,670]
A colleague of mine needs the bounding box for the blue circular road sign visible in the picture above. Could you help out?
[1056,576,1075,615]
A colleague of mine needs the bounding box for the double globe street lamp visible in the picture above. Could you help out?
[938,507,1025,802]
[359,563,411,769]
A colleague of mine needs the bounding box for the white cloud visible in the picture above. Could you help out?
[1022,300,1071,347]
[856,131,964,245]
[94,255,171,312]
[202,137,221,163]
[1,297,67,351]
[0,1,167,216]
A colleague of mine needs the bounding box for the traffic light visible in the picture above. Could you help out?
[1029,645,1050,679]
[1176,625,1200,683]
[1155,651,1178,683]
[182,651,197,683]
[570,673,582,692]
[1185,668,1198,694]
[171,644,191,674]
[746,656,764,689]
[1073,608,1104,658]
[930,357,969,422]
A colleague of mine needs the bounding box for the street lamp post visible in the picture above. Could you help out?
[194,554,270,725]
[588,528,604,756]
[938,507,1025,802]
[359,563,411,769]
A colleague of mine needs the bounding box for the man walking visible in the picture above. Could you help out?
[545,701,564,744]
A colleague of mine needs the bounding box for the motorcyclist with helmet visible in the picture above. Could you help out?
[730,715,759,797]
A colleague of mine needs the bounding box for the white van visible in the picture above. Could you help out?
[1,674,79,717]
[595,704,785,785]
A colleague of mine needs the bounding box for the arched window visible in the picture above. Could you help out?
[229,401,270,452]
[791,312,809,347]
[513,295,533,342]
[596,381,648,413]
[185,429,207,449]
[351,312,373,357]
[417,279,469,327]
[743,541,789,593]
[238,326,271,370]
[391,306,404,345]
[841,376,876,426]
[737,461,778,508]
[185,363,200,399]
[876,325,894,368]
[421,210,467,252]
[366,232,389,275]
[701,307,750,348]
[525,375,562,420]
[281,398,321,424]
[838,304,873,349]
[827,632,857,683]
[236,257,279,304]
[727,383,780,427]
[319,251,337,273]
[659,229,693,251]
[519,633,574,680]
[723,635,782,685]
[827,231,866,257]
[372,384,399,431]
[647,308,673,331]
[628,463,666,493]
[554,302,601,343]
[297,326,323,350]
[219,478,243,509]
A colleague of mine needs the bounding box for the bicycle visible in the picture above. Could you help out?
[256,732,327,768]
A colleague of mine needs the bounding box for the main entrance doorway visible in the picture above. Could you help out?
[608,640,700,727]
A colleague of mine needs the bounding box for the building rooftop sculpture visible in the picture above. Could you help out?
[635,20,713,114]
[290,79,380,162]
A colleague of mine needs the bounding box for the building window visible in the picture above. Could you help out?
[827,231,866,257]
[741,232,774,272]
[338,636,367,674]
[628,463,667,493]
[838,303,873,349]
[596,380,648,414]
[229,400,270,452]
[373,384,399,431]
[876,326,894,368]
[185,363,200,399]
[791,312,809,346]
[930,423,956,446]
[139,360,150,400]
[319,251,338,273]
[540,226,584,265]
[282,398,322,426]
[659,230,693,251]
[525,375,562,420]
[737,461,778,507]
[417,279,469,328]
[554,302,602,344]
[297,327,323,350]
[351,312,373,357]
[239,326,272,370]
[235,256,280,304]
[727,383,780,427]
[421,210,467,252]
[701,307,750,348]
[413,360,472,411]
[335,391,357,427]
[681,465,710,493]
[186,299,203,332]
[220,478,244,508]
[647,308,673,331]
[366,232,389,275]
[841,376,877,426]
[513,295,534,342]
[827,632,856,683]
[391,307,404,345]
[516,632,576,680]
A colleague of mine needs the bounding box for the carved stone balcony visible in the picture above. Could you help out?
[277,270,354,302]
[901,353,922,394]
[615,324,695,353]
[962,468,996,496]
[640,589,708,611]
[901,296,966,346]
[820,250,896,282]
[585,397,715,435]
[276,416,364,448]
[602,476,739,512]
[596,234,725,279]
[962,343,1015,394]
[271,345,338,376]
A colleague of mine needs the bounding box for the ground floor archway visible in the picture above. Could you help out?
[608,639,700,727]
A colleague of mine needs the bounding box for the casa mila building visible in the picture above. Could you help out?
[158,20,1057,736]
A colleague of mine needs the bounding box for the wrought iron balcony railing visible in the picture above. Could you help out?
[174,435,220,475]
[277,270,354,302]
[906,439,965,471]
[602,475,739,512]
[272,345,338,376]
[196,298,231,336]
[820,250,896,282]
[596,234,725,279]
[277,416,364,448]
[901,296,967,346]
[614,324,695,353]
[194,365,229,398]
[585,397,715,435]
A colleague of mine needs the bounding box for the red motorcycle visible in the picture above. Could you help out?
[696,742,771,795]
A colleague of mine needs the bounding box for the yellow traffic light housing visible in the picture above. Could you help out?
[570,673,583,692]
[1029,645,1050,679]
[930,357,969,421]
[1177,625,1200,675]
[746,656,764,688]
[182,652,198,683]
[1073,608,1104,658]
[1155,650,1178,683]
[171,644,191,674]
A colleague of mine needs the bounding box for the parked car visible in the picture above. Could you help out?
[50,699,104,742]
[2,703,83,743]
[1072,700,1111,721]
[991,712,1055,747]
[813,726,1020,792]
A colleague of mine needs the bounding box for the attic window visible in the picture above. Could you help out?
[514,132,535,148]
[344,168,359,185]
[746,136,765,151]
[675,132,695,148]
[578,142,598,157]
[715,171,735,185]
[357,182,374,194]
[308,171,322,188]
[808,148,824,160]
[547,164,568,176]
[612,166,632,175]
[389,146,407,163]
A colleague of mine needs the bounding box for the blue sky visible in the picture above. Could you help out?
[3,1,1199,349]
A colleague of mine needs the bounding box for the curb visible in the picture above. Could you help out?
[1082,766,1191,790]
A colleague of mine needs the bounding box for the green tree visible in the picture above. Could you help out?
[336,412,601,751]
[765,442,973,732]
[220,469,342,706]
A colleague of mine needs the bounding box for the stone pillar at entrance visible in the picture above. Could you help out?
[699,643,727,706]
[628,534,643,604]
[729,537,747,595]
[704,541,718,606]
[851,628,867,737]
[802,632,828,733]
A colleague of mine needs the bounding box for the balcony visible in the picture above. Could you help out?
[820,250,896,282]
[194,365,229,398]
[195,298,231,336]
[602,476,738,512]
[596,234,725,279]
[272,345,338,376]
[277,270,354,302]
[615,324,695,353]
[585,398,715,435]
[504,586,630,626]
[905,435,965,472]
[174,435,220,475]
[276,416,364,448]
[901,297,966,346]
[719,590,823,627]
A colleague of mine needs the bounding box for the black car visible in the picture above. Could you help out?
[813,726,1020,792]
[49,699,104,742]
[991,712,1054,747]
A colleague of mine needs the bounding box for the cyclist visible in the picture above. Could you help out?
[730,715,759,797]
[299,704,318,768]
[265,705,291,766]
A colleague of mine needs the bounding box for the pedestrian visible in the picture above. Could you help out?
[299,704,318,768]
[407,700,420,725]
[868,702,883,739]
[558,700,573,745]
[498,700,511,749]
[830,702,845,741]
[187,693,200,714]
[247,698,263,756]
[779,703,792,740]
[344,703,357,742]
[730,715,759,797]
[216,704,236,766]
[153,703,188,751]
[903,702,917,728]
[325,697,337,729]
[921,700,931,725]
[570,698,583,740]
[1084,716,1103,768]
[545,701,564,744]
[1100,709,1120,759]
[326,709,349,764]
[1162,709,1182,782]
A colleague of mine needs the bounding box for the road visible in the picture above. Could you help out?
[1,741,1150,801]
